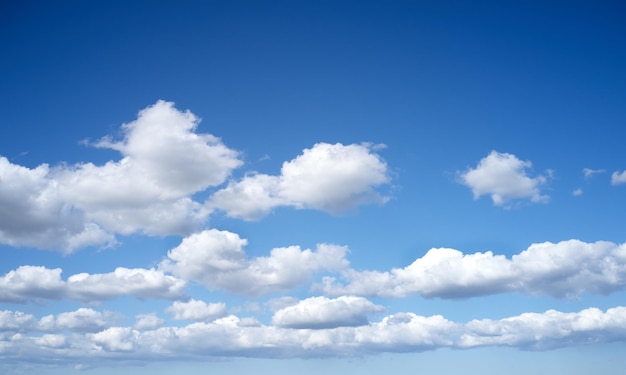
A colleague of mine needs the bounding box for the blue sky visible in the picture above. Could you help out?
[1,0,626,373]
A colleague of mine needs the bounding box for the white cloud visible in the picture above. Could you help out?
[166,299,227,321]
[459,151,549,206]
[66,267,186,302]
[209,142,390,220]
[611,170,626,185]
[572,188,583,196]
[0,157,115,253]
[133,314,164,330]
[0,266,186,303]
[583,168,605,179]
[0,310,37,332]
[0,266,66,302]
[4,305,626,364]
[320,240,626,299]
[160,229,349,296]
[272,296,384,329]
[460,306,626,350]
[37,308,110,333]
[0,101,242,252]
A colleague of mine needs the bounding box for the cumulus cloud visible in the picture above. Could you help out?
[133,314,164,330]
[3,305,626,364]
[1,308,112,333]
[160,229,349,296]
[611,170,626,185]
[37,308,111,333]
[0,266,185,303]
[459,151,549,207]
[272,296,384,329]
[320,240,626,299]
[166,299,227,321]
[209,142,390,220]
[0,101,242,252]
[0,157,115,252]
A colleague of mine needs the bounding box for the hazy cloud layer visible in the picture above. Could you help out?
[320,240,626,299]
[459,151,549,206]
[209,142,390,220]
[160,229,349,296]
[1,305,625,363]
[0,266,185,303]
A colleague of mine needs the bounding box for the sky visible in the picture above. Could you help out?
[1,0,626,373]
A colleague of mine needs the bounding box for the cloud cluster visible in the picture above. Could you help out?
[160,229,349,296]
[320,240,626,299]
[0,101,241,251]
[0,102,392,252]
[459,151,549,206]
[209,142,389,220]
[0,308,112,333]
[2,304,626,363]
[0,266,185,303]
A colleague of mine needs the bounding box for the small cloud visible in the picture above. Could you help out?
[611,170,626,186]
[583,168,606,179]
[572,188,583,197]
[458,151,550,207]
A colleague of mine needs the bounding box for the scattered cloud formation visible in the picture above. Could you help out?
[459,151,549,207]
[0,103,392,253]
[612,170,626,185]
[0,308,113,333]
[209,142,390,220]
[271,296,384,329]
[1,305,625,363]
[0,266,186,303]
[320,240,626,299]
[0,101,242,252]
[160,229,350,296]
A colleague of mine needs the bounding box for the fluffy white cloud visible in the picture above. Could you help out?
[166,299,227,321]
[0,266,66,302]
[209,142,389,220]
[37,308,110,333]
[4,305,626,364]
[320,240,626,299]
[272,296,384,329]
[66,267,186,302]
[160,229,349,296]
[459,151,549,206]
[460,306,626,350]
[0,101,242,252]
[0,266,186,303]
[0,158,115,252]
[611,170,626,185]
[0,310,37,332]
[133,314,164,330]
